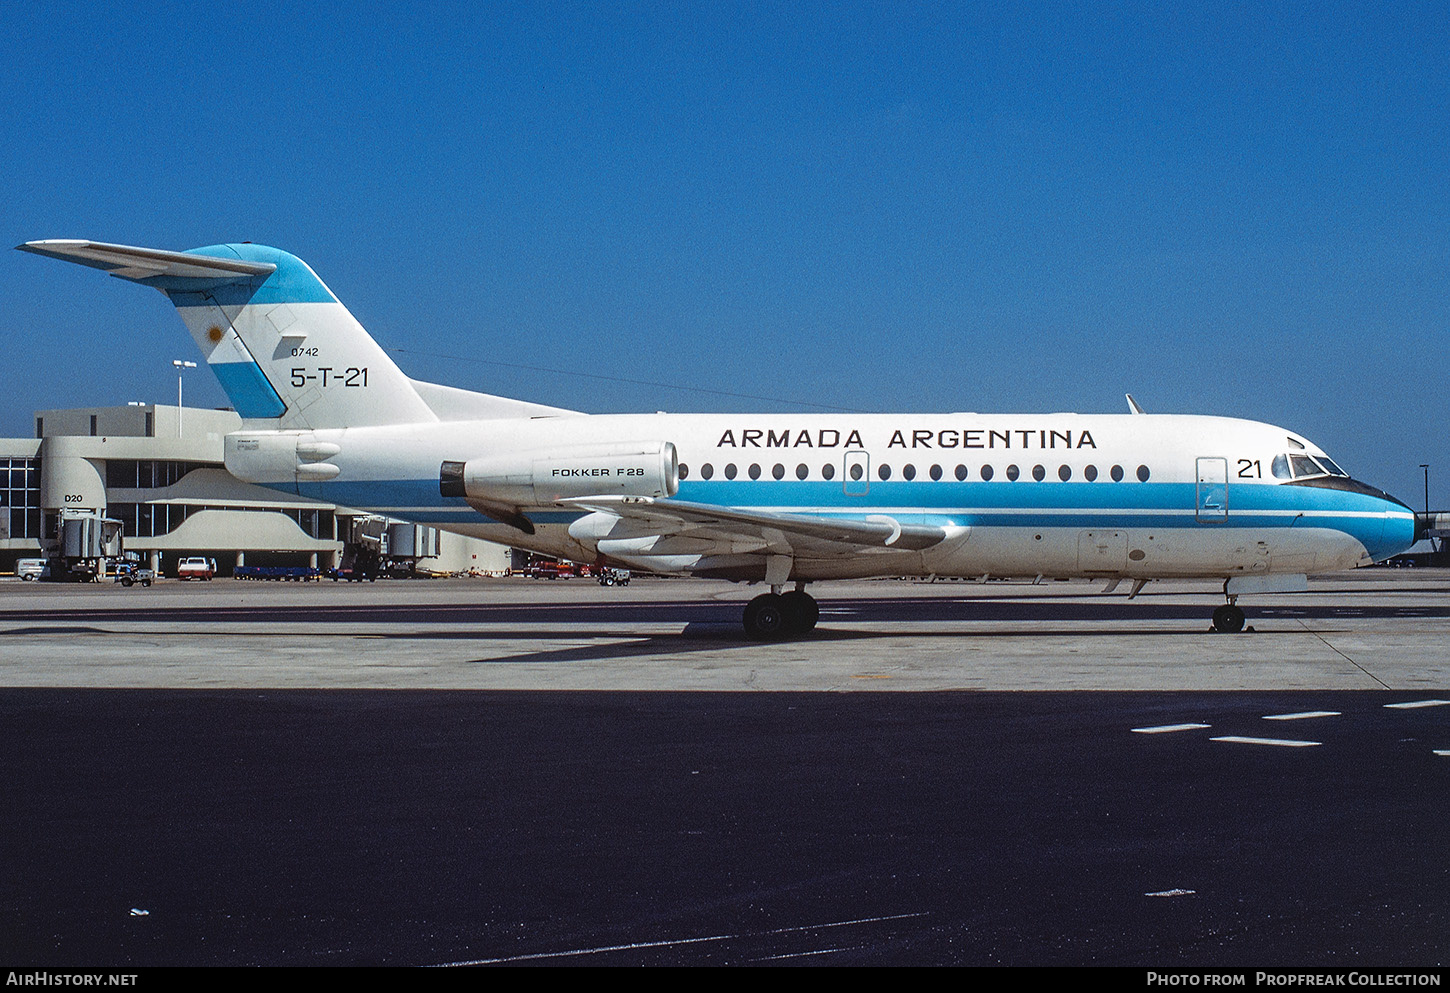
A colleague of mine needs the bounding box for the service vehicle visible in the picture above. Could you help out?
[16,558,49,581]
[113,561,154,587]
[177,557,217,580]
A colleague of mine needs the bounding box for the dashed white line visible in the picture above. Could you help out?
[1385,700,1450,709]
[1263,711,1340,721]
[1131,723,1211,734]
[1211,736,1321,748]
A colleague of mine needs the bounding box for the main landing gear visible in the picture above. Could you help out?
[743,586,819,640]
[1211,599,1246,634]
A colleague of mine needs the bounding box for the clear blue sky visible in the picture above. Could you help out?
[2,2,1445,507]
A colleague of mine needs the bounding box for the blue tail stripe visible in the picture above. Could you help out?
[143,244,338,306]
[212,361,286,418]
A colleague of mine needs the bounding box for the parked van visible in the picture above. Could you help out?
[16,558,49,581]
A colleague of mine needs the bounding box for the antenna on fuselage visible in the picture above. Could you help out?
[1125,394,1145,415]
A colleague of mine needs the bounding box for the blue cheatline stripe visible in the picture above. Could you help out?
[265,476,1411,559]
[211,361,286,418]
[286,477,1403,517]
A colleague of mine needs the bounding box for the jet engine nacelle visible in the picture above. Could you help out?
[441,441,678,507]
[226,431,342,483]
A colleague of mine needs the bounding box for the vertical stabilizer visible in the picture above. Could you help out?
[18,240,438,429]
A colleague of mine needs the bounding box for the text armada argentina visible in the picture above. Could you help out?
[714,426,1099,450]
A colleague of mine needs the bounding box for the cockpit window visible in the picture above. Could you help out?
[1290,455,1325,478]
[1276,450,1349,481]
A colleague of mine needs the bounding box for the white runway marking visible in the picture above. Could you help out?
[1211,736,1321,748]
[1131,723,1211,734]
[1263,711,1340,721]
[434,911,929,966]
[1385,700,1450,709]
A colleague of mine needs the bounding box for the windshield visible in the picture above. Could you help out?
[1280,453,1349,479]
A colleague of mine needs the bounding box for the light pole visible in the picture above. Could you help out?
[1421,464,1434,554]
[173,360,196,437]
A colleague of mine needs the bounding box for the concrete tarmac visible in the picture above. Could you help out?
[2,570,1448,967]
[0,570,1446,690]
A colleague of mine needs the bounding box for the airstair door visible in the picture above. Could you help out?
[1196,457,1229,523]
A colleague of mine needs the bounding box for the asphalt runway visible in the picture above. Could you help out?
[1,572,1447,966]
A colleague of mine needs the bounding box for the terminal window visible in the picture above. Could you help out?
[1,458,41,538]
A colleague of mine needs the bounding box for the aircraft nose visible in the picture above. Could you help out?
[1375,489,1419,561]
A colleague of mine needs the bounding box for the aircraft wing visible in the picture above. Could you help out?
[563,495,947,556]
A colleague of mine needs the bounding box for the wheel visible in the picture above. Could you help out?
[121,578,133,587]
[1212,603,1245,633]
[779,590,819,634]
[142,579,151,587]
[743,593,788,640]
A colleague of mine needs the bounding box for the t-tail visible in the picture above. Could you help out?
[17,240,568,427]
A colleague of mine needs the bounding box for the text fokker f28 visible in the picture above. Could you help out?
[19,240,1421,636]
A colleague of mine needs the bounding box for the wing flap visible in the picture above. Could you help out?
[564,495,947,554]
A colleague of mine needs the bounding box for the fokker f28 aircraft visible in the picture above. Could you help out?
[19,240,1420,637]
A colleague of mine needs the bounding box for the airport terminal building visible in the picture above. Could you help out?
[0,404,512,577]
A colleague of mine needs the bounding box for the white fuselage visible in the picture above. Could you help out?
[224,410,1415,584]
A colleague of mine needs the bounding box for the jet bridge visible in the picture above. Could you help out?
[335,514,442,579]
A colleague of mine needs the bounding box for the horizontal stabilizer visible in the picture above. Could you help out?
[17,240,275,285]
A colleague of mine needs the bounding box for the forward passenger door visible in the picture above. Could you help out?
[1195,457,1229,523]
